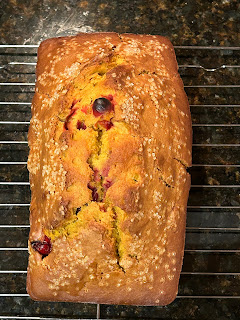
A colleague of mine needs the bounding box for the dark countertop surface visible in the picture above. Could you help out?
[0,0,240,319]
[0,0,239,46]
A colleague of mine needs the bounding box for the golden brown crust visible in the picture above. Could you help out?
[27,32,192,306]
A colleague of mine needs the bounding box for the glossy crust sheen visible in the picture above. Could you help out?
[27,32,192,306]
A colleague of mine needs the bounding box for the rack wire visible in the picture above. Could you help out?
[0,44,240,319]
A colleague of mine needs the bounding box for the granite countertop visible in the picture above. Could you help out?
[0,0,239,319]
[0,0,239,46]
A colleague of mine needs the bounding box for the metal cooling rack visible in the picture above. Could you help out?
[0,44,240,319]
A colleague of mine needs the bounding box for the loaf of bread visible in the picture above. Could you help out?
[27,32,192,306]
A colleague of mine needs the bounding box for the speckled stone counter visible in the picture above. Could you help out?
[0,0,239,319]
[0,0,239,46]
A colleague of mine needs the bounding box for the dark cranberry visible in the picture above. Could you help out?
[92,187,99,202]
[87,182,95,191]
[97,120,113,130]
[93,98,112,117]
[87,183,99,201]
[31,235,52,256]
[77,120,86,130]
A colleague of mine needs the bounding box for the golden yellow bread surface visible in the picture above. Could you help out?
[27,32,192,306]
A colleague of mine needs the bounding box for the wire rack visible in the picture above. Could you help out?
[0,44,240,319]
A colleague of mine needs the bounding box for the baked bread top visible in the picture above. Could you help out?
[27,32,192,305]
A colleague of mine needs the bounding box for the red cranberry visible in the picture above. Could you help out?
[104,180,112,189]
[93,98,112,117]
[64,109,76,130]
[94,170,101,182]
[102,166,110,177]
[71,99,78,108]
[97,120,113,130]
[81,106,88,114]
[100,204,107,212]
[31,235,52,256]
[77,120,87,130]
[105,94,113,101]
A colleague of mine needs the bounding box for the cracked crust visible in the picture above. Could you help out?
[27,32,192,306]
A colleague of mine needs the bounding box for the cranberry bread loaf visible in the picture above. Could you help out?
[27,32,192,306]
